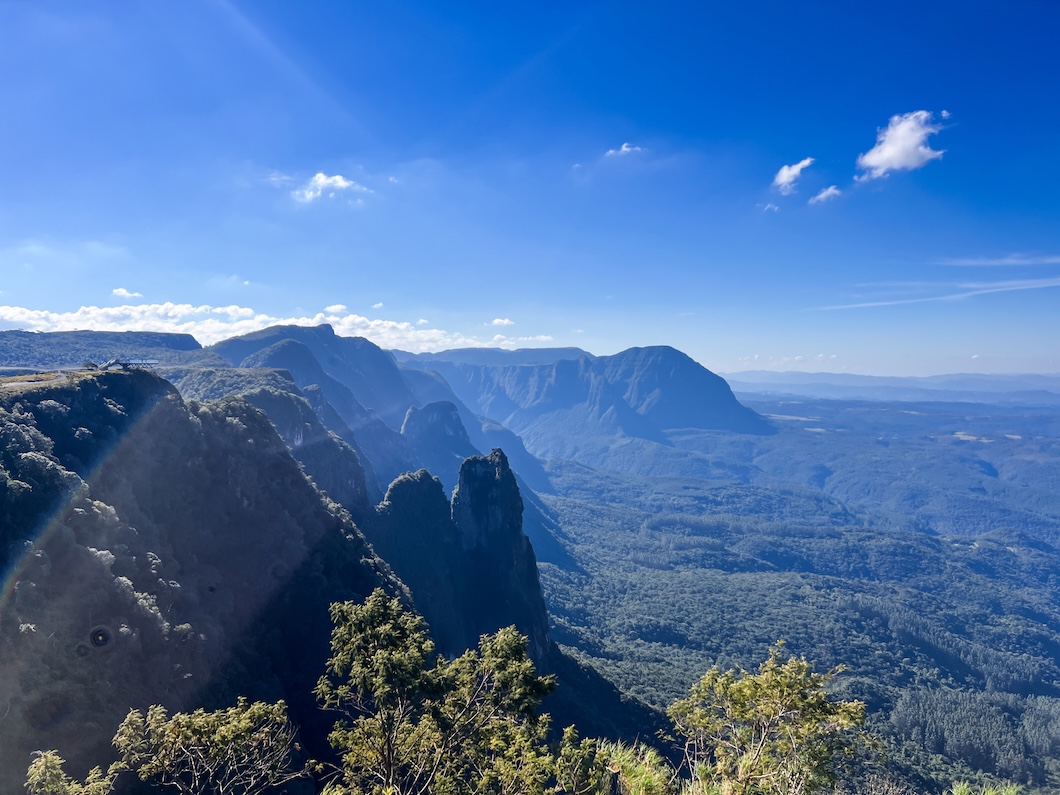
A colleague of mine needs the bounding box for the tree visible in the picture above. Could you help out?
[315,588,556,795]
[553,726,607,795]
[24,751,118,795]
[112,697,306,795]
[667,643,865,795]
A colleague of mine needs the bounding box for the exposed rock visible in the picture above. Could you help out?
[401,401,478,492]
[366,470,470,654]
[451,449,550,661]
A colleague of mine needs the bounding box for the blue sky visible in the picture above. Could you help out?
[1,0,1058,375]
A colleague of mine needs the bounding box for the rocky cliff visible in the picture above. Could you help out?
[360,449,550,662]
[211,324,416,429]
[400,401,479,491]
[0,371,398,791]
[452,449,551,661]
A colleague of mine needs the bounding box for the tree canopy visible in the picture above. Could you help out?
[315,588,555,795]
[667,642,866,795]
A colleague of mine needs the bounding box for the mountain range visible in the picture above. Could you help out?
[5,325,1060,791]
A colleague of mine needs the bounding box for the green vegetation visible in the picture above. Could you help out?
[26,591,888,795]
[668,643,865,795]
[9,351,1060,793]
[0,329,221,370]
[537,451,1060,790]
[112,698,306,795]
[24,699,305,795]
[316,588,555,795]
[25,752,119,795]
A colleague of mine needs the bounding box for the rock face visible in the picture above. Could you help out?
[367,470,470,655]
[399,345,772,448]
[361,449,550,663]
[239,387,372,518]
[171,367,373,518]
[211,324,416,429]
[451,450,551,661]
[0,372,396,791]
[599,346,769,433]
[236,336,418,487]
[400,401,478,491]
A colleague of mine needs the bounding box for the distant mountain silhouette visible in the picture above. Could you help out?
[400,401,479,491]
[238,338,415,487]
[601,346,770,432]
[211,324,416,428]
[0,328,223,369]
[401,346,772,465]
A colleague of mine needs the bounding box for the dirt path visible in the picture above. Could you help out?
[0,371,68,389]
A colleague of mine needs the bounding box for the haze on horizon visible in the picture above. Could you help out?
[1,1,1058,377]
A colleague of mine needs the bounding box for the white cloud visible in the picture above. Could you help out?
[809,185,842,204]
[112,287,142,298]
[759,202,780,213]
[605,142,643,157]
[856,110,945,181]
[0,302,551,352]
[324,303,347,313]
[943,254,1060,266]
[941,109,951,119]
[491,318,514,326]
[371,302,384,309]
[772,157,814,195]
[291,172,371,203]
[491,333,553,344]
[416,318,429,325]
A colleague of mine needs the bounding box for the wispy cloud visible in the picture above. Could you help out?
[818,277,1060,310]
[291,172,371,203]
[1,239,130,269]
[809,185,841,204]
[490,318,514,326]
[324,303,347,313]
[265,171,294,186]
[492,334,553,344]
[758,202,780,213]
[371,302,384,309]
[112,287,142,298]
[605,142,643,157]
[942,254,1060,267]
[856,110,945,181]
[772,157,814,195]
[0,302,550,351]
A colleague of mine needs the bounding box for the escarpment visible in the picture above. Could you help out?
[0,371,397,791]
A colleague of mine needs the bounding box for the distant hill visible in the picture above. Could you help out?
[211,324,416,428]
[725,370,1060,405]
[0,328,224,369]
[400,346,772,476]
